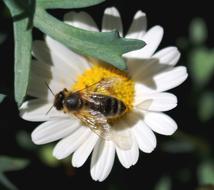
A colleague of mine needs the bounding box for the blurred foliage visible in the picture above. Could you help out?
[38,145,60,167]
[161,140,195,153]
[190,18,207,45]
[198,92,214,122]
[154,176,171,190]
[196,185,214,190]
[0,94,6,103]
[0,33,7,44]
[189,48,214,88]
[0,156,29,190]
[178,18,214,123]
[176,17,214,190]
[16,130,36,151]
[198,160,214,185]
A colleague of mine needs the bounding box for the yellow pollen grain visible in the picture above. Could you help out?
[72,64,135,111]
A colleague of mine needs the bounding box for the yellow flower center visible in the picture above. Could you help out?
[72,63,134,113]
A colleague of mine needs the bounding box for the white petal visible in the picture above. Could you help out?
[133,66,188,94]
[111,120,133,150]
[102,7,123,36]
[126,11,147,39]
[27,73,66,100]
[128,47,180,79]
[31,60,71,88]
[64,11,98,32]
[116,137,139,168]
[134,92,177,112]
[32,40,51,64]
[45,36,90,74]
[53,126,91,159]
[125,26,163,59]
[32,40,78,82]
[134,82,154,98]
[152,47,181,66]
[20,99,67,122]
[72,133,99,168]
[149,66,188,92]
[32,118,80,145]
[144,112,177,135]
[90,140,115,182]
[127,113,156,153]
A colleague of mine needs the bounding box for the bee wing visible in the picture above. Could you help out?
[74,110,132,150]
[77,77,122,95]
[74,109,111,140]
[95,77,122,92]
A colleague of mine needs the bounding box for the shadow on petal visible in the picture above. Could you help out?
[127,58,173,90]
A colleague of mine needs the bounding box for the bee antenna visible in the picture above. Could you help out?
[45,104,54,115]
[45,82,55,96]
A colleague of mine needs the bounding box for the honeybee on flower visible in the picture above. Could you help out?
[20,7,188,181]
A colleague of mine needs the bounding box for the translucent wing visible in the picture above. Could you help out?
[74,109,111,140]
[74,109,133,150]
[77,77,122,95]
[95,77,121,92]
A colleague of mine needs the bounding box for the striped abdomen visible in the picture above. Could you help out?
[87,94,126,118]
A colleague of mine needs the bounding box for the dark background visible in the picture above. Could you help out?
[0,0,214,190]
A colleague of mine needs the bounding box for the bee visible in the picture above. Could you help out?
[53,78,132,150]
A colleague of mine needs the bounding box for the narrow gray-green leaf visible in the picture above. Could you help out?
[0,156,29,172]
[0,94,6,103]
[3,0,32,106]
[37,0,106,9]
[0,173,17,190]
[34,8,145,70]
[0,156,29,190]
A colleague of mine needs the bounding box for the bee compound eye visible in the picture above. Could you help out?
[65,93,82,110]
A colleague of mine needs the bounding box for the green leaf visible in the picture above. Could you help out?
[190,18,207,45]
[34,8,145,70]
[3,0,32,106]
[37,0,106,9]
[198,92,214,122]
[155,176,171,190]
[189,48,214,88]
[0,156,29,190]
[198,160,214,185]
[0,94,6,103]
[0,173,17,190]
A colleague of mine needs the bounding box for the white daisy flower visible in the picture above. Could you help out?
[20,7,188,181]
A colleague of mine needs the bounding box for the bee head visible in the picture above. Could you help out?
[64,93,82,111]
[54,91,65,110]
